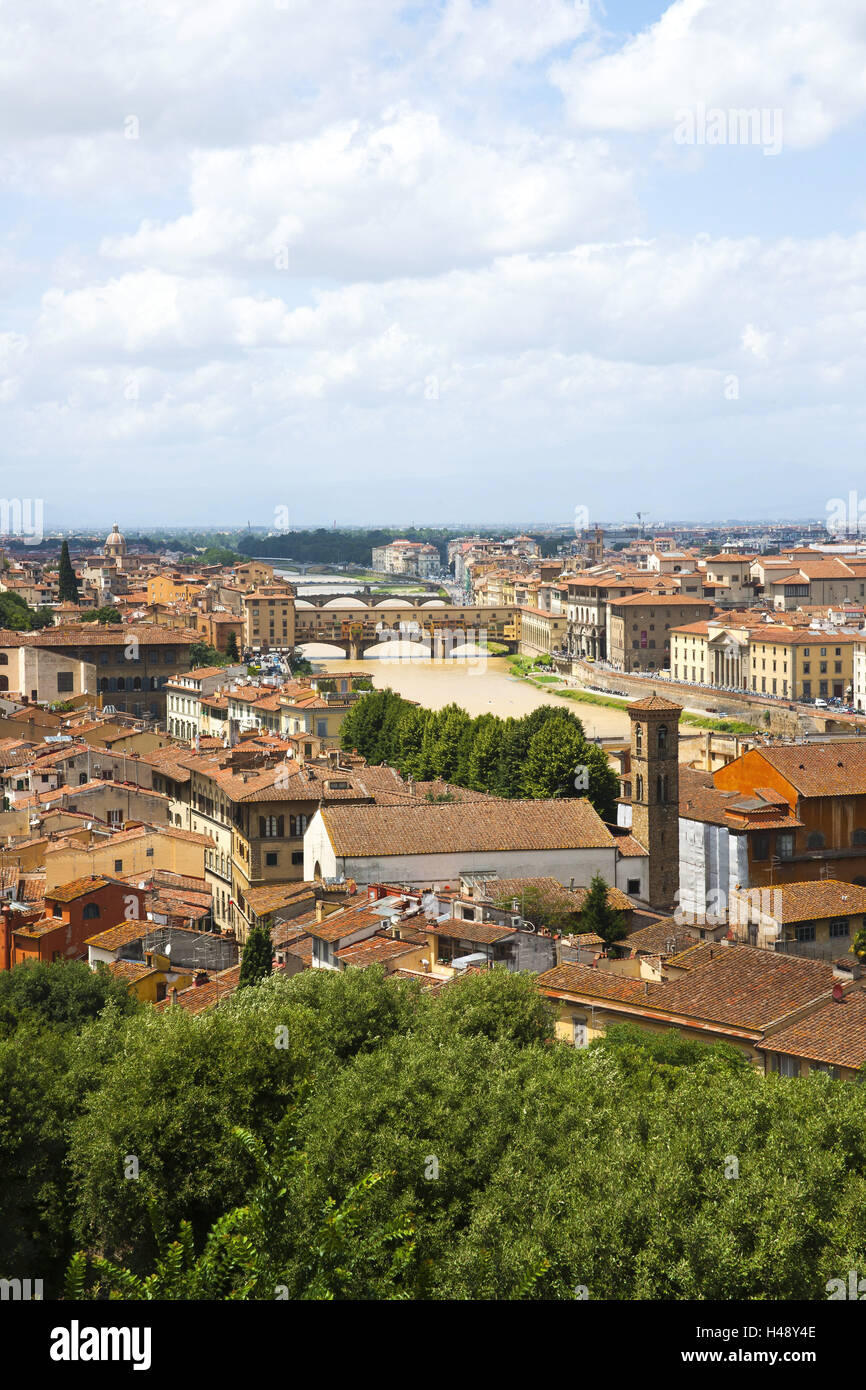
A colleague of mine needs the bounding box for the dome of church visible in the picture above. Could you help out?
[105,523,127,553]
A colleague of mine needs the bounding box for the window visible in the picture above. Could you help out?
[795,924,816,942]
[752,832,770,861]
[635,774,643,802]
[634,724,642,756]
[770,1054,800,1078]
[292,851,304,865]
[56,671,74,693]
[82,903,100,920]
[114,859,123,872]
[806,830,826,850]
[265,851,278,866]
[627,878,640,894]
[572,1017,588,1047]
[829,918,850,938]
[657,723,668,753]
[259,815,285,837]
[776,832,794,859]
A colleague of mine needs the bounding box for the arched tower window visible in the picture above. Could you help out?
[634,723,643,756]
[657,723,668,753]
[635,774,644,802]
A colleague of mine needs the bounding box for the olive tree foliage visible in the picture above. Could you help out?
[2,965,864,1300]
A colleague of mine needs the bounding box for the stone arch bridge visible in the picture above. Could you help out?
[293,593,518,659]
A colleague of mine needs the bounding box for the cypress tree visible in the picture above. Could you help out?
[580,874,629,953]
[58,540,79,604]
[238,923,273,987]
[225,631,240,661]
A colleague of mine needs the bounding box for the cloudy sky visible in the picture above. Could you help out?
[2,0,866,529]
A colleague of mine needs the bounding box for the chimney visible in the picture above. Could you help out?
[316,901,326,922]
[194,971,208,987]
[169,986,178,1005]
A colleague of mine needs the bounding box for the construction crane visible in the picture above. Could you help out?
[636,511,646,537]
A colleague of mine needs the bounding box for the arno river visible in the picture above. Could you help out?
[304,649,632,740]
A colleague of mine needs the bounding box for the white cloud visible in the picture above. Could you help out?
[99,108,636,278]
[553,0,866,149]
[3,0,866,521]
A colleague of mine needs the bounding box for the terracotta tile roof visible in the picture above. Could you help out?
[13,915,68,940]
[86,920,150,951]
[612,594,712,609]
[435,919,516,945]
[242,882,317,916]
[0,624,199,647]
[761,985,866,1070]
[392,968,447,992]
[46,874,112,902]
[483,876,633,916]
[627,692,683,712]
[624,919,699,958]
[19,872,47,902]
[155,963,241,1014]
[321,798,617,858]
[737,879,866,925]
[304,905,385,941]
[282,937,313,964]
[537,963,654,1004]
[612,834,647,858]
[334,935,419,966]
[540,944,841,1037]
[481,875,575,903]
[664,941,723,971]
[370,778,494,805]
[749,743,866,797]
[658,944,839,1030]
[679,766,742,826]
[108,959,156,982]
[272,922,310,949]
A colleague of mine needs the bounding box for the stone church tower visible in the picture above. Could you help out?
[627,692,681,909]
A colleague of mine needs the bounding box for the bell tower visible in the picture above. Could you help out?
[627,692,681,909]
